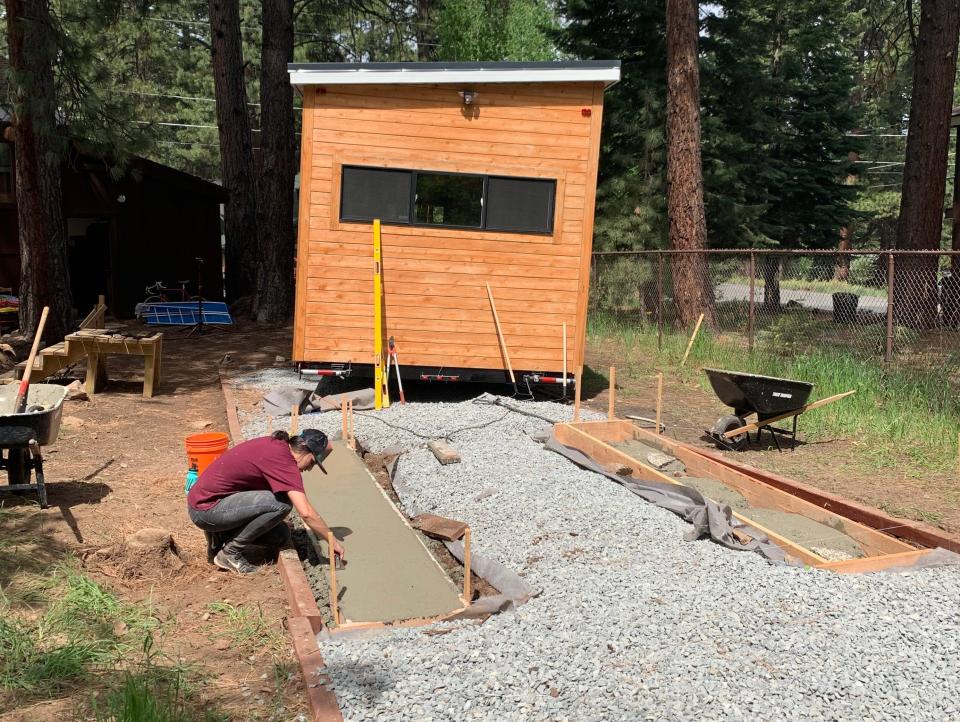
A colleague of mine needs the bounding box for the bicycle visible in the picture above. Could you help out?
[143,279,195,304]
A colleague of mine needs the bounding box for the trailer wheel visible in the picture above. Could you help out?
[6,448,30,485]
[712,415,748,451]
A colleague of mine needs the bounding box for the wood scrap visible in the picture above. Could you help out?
[427,439,461,465]
[413,513,468,541]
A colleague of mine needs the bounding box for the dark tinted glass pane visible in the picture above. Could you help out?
[485,177,555,233]
[340,167,411,223]
[414,173,483,227]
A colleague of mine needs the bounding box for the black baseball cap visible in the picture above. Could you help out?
[300,429,332,474]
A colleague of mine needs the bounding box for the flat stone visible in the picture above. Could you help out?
[428,439,461,465]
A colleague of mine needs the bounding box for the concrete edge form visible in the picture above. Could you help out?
[220,374,344,722]
[554,420,958,573]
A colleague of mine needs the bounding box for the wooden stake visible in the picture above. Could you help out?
[957,432,959,480]
[463,527,472,606]
[608,366,616,419]
[326,531,339,625]
[655,372,663,435]
[486,283,517,390]
[347,399,356,450]
[268,416,273,435]
[290,405,298,435]
[680,313,705,368]
[341,400,348,442]
[573,366,583,422]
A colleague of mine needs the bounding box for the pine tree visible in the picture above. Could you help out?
[559,0,668,251]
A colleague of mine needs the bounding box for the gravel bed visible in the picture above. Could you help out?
[233,370,960,721]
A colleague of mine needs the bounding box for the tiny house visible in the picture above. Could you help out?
[287,61,620,384]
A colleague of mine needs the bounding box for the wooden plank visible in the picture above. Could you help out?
[306,239,584,266]
[427,440,462,466]
[304,278,580,302]
[552,422,828,566]
[302,338,564,360]
[573,83,604,369]
[413,513,468,540]
[312,128,589,162]
[305,254,582,280]
[816,549,935,574]
[286,616,344,722]
[304,300,577,321]
[298,349,563,370]
[294,87,318,361]
[314,103,592,135]
[682,445,960,555]
[312,115,592,149]
[305,268,578,291]
[311,144,585,174]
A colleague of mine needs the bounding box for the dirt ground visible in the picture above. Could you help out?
[0,320,306,721]
[583,339,960,534]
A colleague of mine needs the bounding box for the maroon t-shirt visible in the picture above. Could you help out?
[188,436,304,511]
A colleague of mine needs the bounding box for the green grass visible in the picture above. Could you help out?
[0,560,160,700]
[89,659,228,722]
[0,557,230,718]
[588,312,960,473]
[206,601,284,656]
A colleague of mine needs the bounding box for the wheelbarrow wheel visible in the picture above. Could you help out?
[712,415,748,451]
[6,448,30,485]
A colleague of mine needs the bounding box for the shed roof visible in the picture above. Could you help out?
[287,60,621,88]
[952,106,959,128]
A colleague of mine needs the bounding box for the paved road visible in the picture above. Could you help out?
[715,282,887,316]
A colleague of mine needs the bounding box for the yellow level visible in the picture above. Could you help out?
[373,220,389,409]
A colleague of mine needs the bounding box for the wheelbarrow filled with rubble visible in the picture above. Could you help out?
[0,383,67,508]
[704,368,854,451]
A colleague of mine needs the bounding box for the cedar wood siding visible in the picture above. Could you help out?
[293,81,605,374]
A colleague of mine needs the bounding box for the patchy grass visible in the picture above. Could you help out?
[206,601,284,657]
[589,312,960,474]
[0,556,228,719]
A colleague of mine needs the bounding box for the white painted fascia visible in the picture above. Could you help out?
[288,66,620,89]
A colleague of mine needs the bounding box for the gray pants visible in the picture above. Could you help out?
[188,490,292,557]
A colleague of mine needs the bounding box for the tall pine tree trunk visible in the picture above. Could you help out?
[5,0,74,340]
[894,0,960,328]
[209,0,259,304]
[666,0,716,328]
[254,0,295,323]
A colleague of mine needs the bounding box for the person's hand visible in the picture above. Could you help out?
[332,539,345,561]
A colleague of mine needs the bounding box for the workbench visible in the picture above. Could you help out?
[65,329,163,398]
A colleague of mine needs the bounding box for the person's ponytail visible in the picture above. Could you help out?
[272,430,291,442]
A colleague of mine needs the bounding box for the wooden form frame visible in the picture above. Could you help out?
[553,420,940,573]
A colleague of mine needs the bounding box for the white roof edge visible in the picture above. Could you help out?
[288,67,621,89]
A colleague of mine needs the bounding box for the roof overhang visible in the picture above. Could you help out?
[288,61,621,89]
[952,106,959,128]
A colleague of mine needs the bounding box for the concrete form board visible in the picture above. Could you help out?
[302,441,463,624]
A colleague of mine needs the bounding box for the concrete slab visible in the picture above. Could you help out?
[302,441,464,624]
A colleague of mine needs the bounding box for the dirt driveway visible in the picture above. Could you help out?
[0,320,305,721]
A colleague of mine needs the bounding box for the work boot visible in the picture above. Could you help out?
[213,545,258,574]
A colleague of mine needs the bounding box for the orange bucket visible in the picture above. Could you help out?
[185,432,230,476]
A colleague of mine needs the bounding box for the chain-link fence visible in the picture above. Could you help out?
[589,250,960,365]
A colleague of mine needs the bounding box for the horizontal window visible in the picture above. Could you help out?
[339,165,556,234]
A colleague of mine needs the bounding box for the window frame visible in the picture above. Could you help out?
[338,164,557,235]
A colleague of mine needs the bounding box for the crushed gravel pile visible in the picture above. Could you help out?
[234,370,960,721]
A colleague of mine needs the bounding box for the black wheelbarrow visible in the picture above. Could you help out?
[0,383,67,508]
[703,368,854,451]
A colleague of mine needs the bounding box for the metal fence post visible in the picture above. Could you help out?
[885,252,895,363]
[748,252,756,352]
[657,253,664,351]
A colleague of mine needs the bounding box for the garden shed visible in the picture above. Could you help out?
[288,60,620,383]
